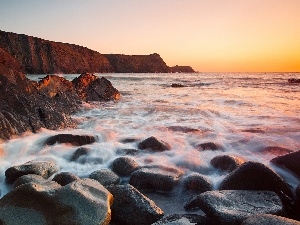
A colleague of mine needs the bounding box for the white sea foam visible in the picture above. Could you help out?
[1,72,300,197]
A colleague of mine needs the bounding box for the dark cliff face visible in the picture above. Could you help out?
[103,53,170,73]
[0,30,114,74]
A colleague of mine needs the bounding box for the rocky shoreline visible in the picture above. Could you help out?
[0,135,299,224]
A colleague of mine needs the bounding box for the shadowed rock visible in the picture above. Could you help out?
[13,174,51,189]
[152,214,217,225]
[89,169,120,187]
[110,157,139,176]
[44,134,96,146]
[138,136,171,152]
[210,155,245,172]
[260,146,293,156]
[70,147,92,161]
[182,173,213,194]
[271,150,300,178]
[129,165,183,192]
[52,172,80,186]
[196,142,222,151]
[107,184,164,225]
[242,214,300,225]
[167,126,201,133]
[5,160,59,184]
[185,190,283,225]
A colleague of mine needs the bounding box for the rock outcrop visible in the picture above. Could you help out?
[169,65,195,73]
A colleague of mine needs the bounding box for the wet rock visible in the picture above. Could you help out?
[72,73,120,102]
[138,136,171,151]
[70,147,92,161]
[271,150,300,178]
[171,83,185,88]
[110,156,139,176]
[5,160,59,184]
[13,174,49,188]
[107,184,164,225]
[52,172,80,186]
[89,169,120,187]
[196,142,222,151]
[182,173,213,194]
[119,138,138,143]
[129,165,183,192]
[44,134,96,146]
[185,190,283,225]
[115,148,140,155]
[242,214,300,225]
[0,178,113,225]
[288,78,300,83]
[260,146,293,156]
[167,126,201,133]
[219,161,293,199]
[210,155,245,172]
[152,214,217,225]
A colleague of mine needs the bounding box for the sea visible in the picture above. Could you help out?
[0,72,300,212]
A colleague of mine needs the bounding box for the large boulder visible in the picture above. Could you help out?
[182,173,213,194]
[107,184,164,225]
[89,169,120,187]
[185,190,283,225]
[271,150,300,178]
[110,156,139,176]
[210,155,245,172]
[72,73,120,102]
[138,136,171,151]
[13,174,50,188]
[0,178,113,225]
[44,134,96,146]
[242,214,300,225]
[129,165,183,192]
[5,160,59,184]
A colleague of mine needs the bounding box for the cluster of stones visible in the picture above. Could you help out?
[0,134,299,225]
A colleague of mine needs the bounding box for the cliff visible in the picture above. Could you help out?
[104,53,170,73]
[0,30,113,74]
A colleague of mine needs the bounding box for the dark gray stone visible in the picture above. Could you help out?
[70,147,91,161]
[185,190,283,225]
[52,172,80,186]
[210,155,245,172]
[44,134,96,146]
[138,136,171,151]
[182,173,213,194]
[13,174,48,188]
[196,142,222,151]
[110,156,139,176]
[5,160,59,184]
[242,214,300,225]
[89,169,120,187]
[271,150,300,178]
[107,184,164,225]
[129,165,183,192]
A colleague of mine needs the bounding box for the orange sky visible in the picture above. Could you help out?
[0,0,299,72]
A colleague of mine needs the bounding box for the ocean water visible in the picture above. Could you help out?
[1,72,300,203]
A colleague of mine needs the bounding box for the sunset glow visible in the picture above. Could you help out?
[0,0,299,72]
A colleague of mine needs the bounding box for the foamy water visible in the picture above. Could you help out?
[1,72,300,198]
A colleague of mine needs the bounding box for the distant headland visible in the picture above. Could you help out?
[0,30,195,74]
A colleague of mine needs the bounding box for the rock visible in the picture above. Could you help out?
[0,178,113,225]
[129,165,183,192]
[210,155,245,172]
[242,214,300,225]
[288,78,300,83]
[5,160,59,184]
[107,184,164,225]
[52,172,80,186]
[219,161,293,200]
[152,214,217,225]
[115,148,140,155]
[171,83,185,88]
[260,146,293,156]
[110,156,139,176]
[44,134,96,146]
[13,174,49,188]
[70,147,91,161]
[89,169,120,187]
[169,65,195,73]
[182,173,213,194]
[185,190,283,225]
[271,150,300,178]
[167,126,201,133]
[72,73,120,102]
[138,136,171,151]
[296,184,300,200]
[196,142,222,151]
[119,138,138,143]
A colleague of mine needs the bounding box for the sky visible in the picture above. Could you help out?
[0,0,300,72]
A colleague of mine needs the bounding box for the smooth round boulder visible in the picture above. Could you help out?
[271,150,300,178]
[107,184,164,225]
[138,136,171,151]
[52,172,80,186]
[110,156,139,176]
[242,214,300,225]
[210,155,245,172]
[89,169,120,187]
[129,165,183,192]
[182,173,213,194]
[5,160,59,184]
[185,190,283,225]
